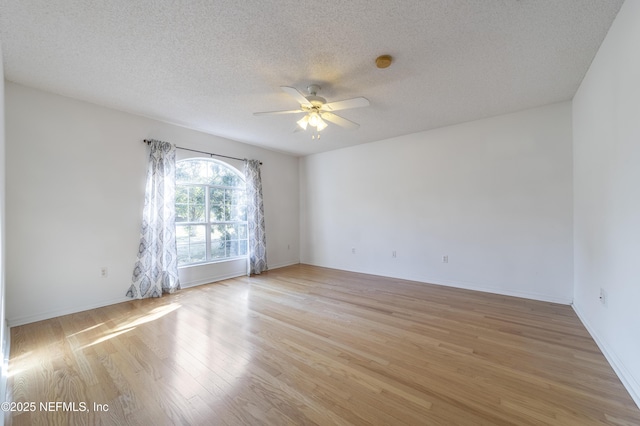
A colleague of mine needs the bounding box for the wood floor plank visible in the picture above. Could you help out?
[7,264,640,425]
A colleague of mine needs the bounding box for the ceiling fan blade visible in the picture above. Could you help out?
[280,86,313,108]
[321,112,360,130]
[322,97,370,112]
[253,109,305,116]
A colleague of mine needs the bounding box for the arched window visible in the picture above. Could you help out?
[175,158,247,266]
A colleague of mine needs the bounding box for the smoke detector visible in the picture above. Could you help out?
[375,55,393,69]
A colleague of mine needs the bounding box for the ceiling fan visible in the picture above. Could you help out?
[254,85,370,138]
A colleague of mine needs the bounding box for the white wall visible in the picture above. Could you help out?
[572,0,640,407]
[300,102,573,303]
[1,40,8,423]
[5,82,299,326]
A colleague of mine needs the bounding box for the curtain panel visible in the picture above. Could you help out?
[127,140,181,298]
[244,159,268,275]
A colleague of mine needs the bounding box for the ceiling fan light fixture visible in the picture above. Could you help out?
[316,117,328,131]
[297,115,309,130]
[308,112,320,127]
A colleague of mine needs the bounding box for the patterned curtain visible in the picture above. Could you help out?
[127,140,181,298]
[244,159,268,275]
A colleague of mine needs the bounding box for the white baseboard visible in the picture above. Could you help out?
[179,272,247,289]
[303,262,573,305]
[572,303,640,409]
[180,261,301,288]
[420,275,573,305]
[8,297,131,327]
[8,262,303,327]
[266,260,300,270]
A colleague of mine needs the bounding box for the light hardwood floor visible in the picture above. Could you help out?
[6,264,640,425]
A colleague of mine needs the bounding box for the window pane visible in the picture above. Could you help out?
[189,225,206,244]
[177,245,190,265]
[210,188,224,204]
[221,169,241,187]
[175,161,191,183]
[225,189,234,205]
[175,186,188,203]
[227,240,239,257]
[211,224,225,241]
[226,189,245,220]
[210,205,223,222]
[189,226,206,263]
[190,243,206,263]
[230,204,246,221]
[191,186,205,204]
[176,225,207,265]
[175,186,189,222]
[238,224,247,239]
[176,225,190,245]
[193,161,211,184]
[210,239,225,259]
[208,162,222,185]
[209,188,223,221]
[189,205,205,222]
[188,187,206,222]
[178,159,245,187]
[176,160,201,184]
[224,224,235,241]
[225,223,237,239]
[176,158,247,266]
[229,189,244,205]
[175,204,188,222]
[238,240,247,256]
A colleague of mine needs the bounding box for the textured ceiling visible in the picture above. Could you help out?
[0,0,624,156]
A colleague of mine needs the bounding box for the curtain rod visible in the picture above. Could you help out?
[143,139,262,165]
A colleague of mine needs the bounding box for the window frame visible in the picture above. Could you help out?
[175,158,248,268]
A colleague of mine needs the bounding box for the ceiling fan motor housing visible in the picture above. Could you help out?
[306,95,326,107]
[305,85,325,107]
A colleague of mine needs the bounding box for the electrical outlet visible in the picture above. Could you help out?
[392,250,397,258]
[599,288,607,306]
[442,255,448,263]
[100,267,108,278]
[352,248,356,254]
